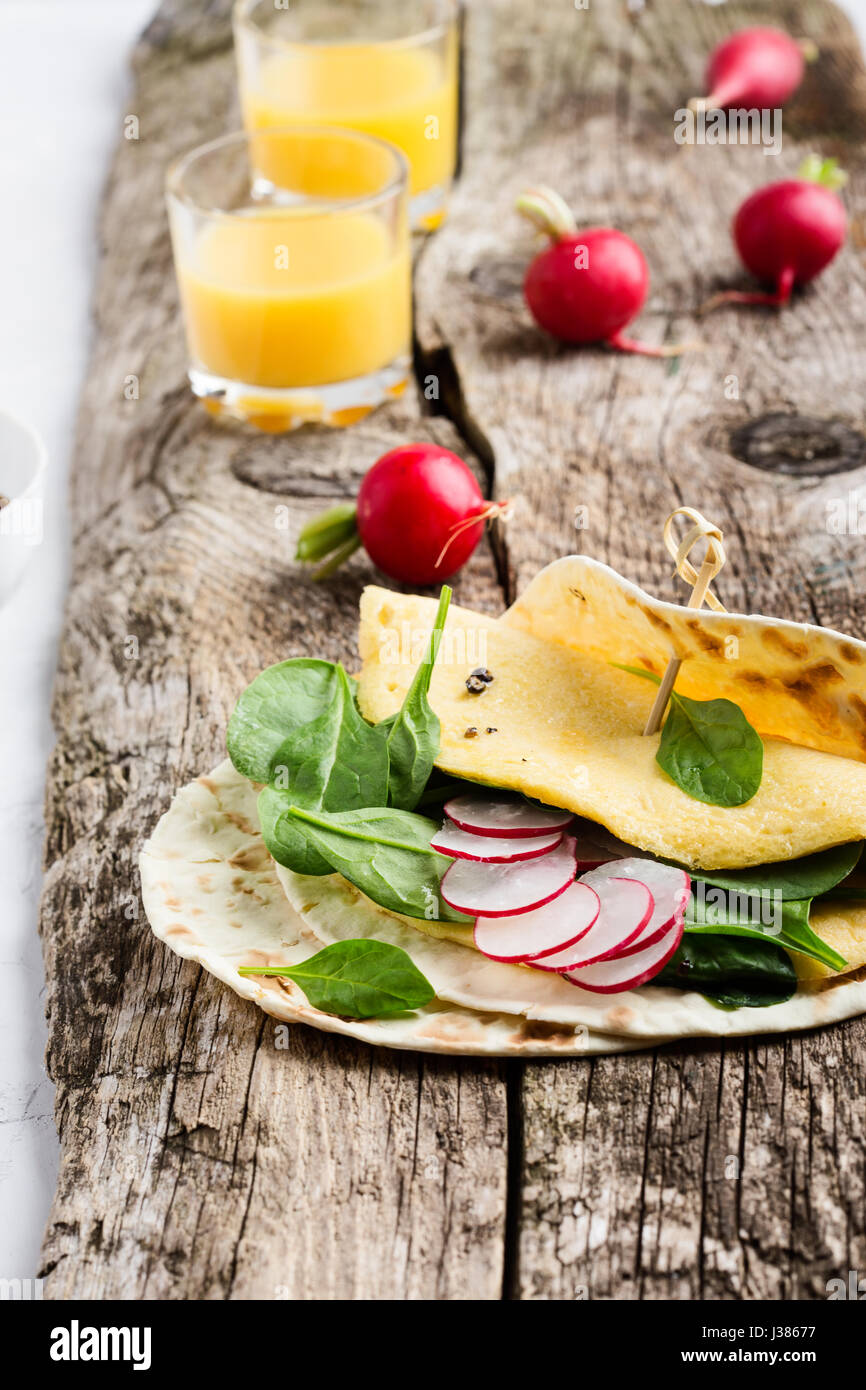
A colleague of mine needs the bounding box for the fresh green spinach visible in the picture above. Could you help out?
[229,659,390,875]
[657,693,763,807]
[685,893,847,972]
[691,841,863,902]
[613,664,763,806]
[273,802,471,924]
[228,586,453,868]
[227,659,388,801]
[380,585,451,811]
[658,933,797,1008]
[239,939,434,1018]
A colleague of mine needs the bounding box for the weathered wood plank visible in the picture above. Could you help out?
[414,0,866,1299]
[38,0,508,1300]
[40,0,866,1301]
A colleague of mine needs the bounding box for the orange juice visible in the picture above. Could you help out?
[240,40,458,201]
[175,208,411,390]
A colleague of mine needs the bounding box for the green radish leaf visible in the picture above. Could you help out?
[280,802,472,924]
[239,939,434,1019]
[295,503,358,563]
[657,693,763,807]
[657,933,797,1008]
[381,585,451,811]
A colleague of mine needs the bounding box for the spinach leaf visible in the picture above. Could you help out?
[275,802,471,924]
[380,585,451,812]
[613,664,764,807]
[227,659,388,803]
[229,659,390,874]
[691,841,863,902]
[685,893,847,972]
[657,933,797,1008]
[239,939,434,1018]
[657,693,763,807]
[258,787,331,876]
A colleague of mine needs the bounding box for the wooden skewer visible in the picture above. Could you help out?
[642,508,727,737]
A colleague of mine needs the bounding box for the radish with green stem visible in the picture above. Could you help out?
[703,157,848,312]
[296,443,510,585]
[517,186,690,358]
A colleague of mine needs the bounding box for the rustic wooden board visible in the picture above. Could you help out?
[39,0,866,1299]
[414,0,866,1301]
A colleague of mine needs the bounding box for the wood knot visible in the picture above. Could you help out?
[728,413,866,477]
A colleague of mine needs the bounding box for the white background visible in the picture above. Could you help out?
[0,0,865,1280]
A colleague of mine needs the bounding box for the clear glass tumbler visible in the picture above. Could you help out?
[233,0,459,231]
[166,127,411,430]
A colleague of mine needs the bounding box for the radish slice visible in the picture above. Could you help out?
[444,791,574,839]
[582,857,691,955]
[441,835,577,916]
[534,876,652,969]
[564,916,684,994]
[431,823,563,863]
[474,881,600,963]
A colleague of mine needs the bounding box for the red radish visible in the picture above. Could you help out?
[532,876,652,970]
[517,186,689,358]
[440,835,577,917]
[564,914,684,994]
[443,791,573,839]
[583,858,690,954]
[690,27,816,113]
[474,881,600,963]
[431,822,563,863]
[704,157,847,311]
[295,443,509,585]
[530,872,653,973]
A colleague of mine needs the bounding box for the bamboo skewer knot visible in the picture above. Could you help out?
[642,507,728,737]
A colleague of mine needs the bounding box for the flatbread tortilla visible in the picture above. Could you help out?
[141,760,866,1051]
[140,555,866,1054]
[356,558,866,869]
[140,760,663,1055]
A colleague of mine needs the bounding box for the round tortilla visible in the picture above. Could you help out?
[140,760,664,1056]
[142,760,866,1051]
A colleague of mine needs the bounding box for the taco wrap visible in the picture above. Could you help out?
[141,551,866,1055]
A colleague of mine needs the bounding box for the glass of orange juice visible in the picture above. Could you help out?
[233,0,459,231]
[166,127,411,430]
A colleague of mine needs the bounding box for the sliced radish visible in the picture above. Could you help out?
[533,876,652,970]
[582,857,690,955]
[431,822,563,863]
[441,835,577,916]
[474,880,600,963]
[444,791,573,839]
[563,916,684,994]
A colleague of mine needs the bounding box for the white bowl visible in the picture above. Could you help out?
[0,408,46,605]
